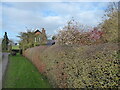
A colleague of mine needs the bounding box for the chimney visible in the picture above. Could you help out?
[42,28,46,34]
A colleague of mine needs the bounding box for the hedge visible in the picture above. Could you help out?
[23,43,119,88]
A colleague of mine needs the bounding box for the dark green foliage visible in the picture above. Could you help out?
[19,49,22,55]
[2,32,9,51]
[11,51,16,56]
[52,36,57,40]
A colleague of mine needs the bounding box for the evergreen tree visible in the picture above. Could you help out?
[2,32,9,51]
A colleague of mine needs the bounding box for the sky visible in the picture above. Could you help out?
[1,2,109,42]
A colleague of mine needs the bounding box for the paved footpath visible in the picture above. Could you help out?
[0,53,10,89]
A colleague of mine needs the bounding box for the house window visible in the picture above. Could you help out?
[35,37,36,42]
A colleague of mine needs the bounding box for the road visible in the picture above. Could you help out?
[0,53,10,89]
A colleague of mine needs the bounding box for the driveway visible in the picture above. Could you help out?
[0,53,10,89]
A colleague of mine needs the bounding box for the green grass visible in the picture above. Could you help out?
[4,54,52,88]
[12,45,20,50]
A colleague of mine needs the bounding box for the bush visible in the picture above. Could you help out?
[56,19,104,45]
[11,51,16,56]
[101,11,118,43]
[100,2,119,43]
[56,29,81,45]
[24,43,119,88]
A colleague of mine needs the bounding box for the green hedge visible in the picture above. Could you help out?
[24,43,119,88]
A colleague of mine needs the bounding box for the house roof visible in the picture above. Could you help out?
[34,30,41,33]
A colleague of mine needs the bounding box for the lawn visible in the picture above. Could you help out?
[12,45,19,50]
[3,54,52,88]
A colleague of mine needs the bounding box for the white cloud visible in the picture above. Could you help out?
[2,2,108,42]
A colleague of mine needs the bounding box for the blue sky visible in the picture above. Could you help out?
[1,2,109,42]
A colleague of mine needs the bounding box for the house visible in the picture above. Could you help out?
[34,28,47,45]
[34,28,56,46]
[34,29,41,42]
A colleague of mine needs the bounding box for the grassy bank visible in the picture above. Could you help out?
[4,54,52,88]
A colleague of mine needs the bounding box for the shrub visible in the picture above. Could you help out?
[56,19,104,45]
[52,36,57,40]
[11,51,16,56]
[56,29,81,45]
[24,43,119,88]
[100,2,119,43]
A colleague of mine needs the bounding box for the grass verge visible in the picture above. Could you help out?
[4,54,52,88]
